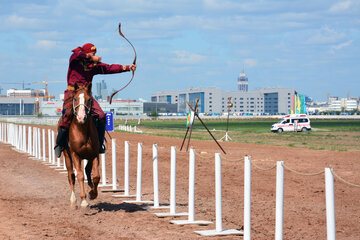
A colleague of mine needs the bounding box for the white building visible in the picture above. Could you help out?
[7,88,46,98]
[151,87,295,115]
[328,98,358,112]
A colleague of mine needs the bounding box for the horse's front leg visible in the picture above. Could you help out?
[88,156,100,200]
[64,149,77,209]
[72,153,89,209]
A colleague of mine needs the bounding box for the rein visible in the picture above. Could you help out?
[72,94,93,117]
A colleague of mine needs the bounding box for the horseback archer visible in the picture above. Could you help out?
[54,42,136,157]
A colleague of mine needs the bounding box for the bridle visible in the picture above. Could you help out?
[72,92,93,117]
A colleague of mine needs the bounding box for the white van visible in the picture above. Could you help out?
[271,114,311,133]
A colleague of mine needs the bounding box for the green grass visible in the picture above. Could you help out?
[126,119,360,132]
[115,119,360,152]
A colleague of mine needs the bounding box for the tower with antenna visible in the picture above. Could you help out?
[237,65,248,92]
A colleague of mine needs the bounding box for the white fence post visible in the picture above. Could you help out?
[325,168,336,240]
[136,143,143,201]
[195,153,242,236]
[102,138,123,193]
[171,148,211,225]
[244,156,252,240]
[170,146,177,214]
[37,128,41,160]
[99,153,111,187]
[113,141,135,197]
[42,129,46,161]
[48,129,51,163]
[28,127,32,154]
[153,144,159,207]
[112,138,117,190]
[124,142,153,204]
[155,146,188,217]
[51,130,55,164]
[275,161,284,240]
[124,141,130,195]
[33,127,36,157]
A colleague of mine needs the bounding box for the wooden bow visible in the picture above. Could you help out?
[109,23,137,104]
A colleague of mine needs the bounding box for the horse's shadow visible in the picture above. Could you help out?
[88,202,147,215]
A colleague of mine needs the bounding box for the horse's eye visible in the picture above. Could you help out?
[74,98,77,102]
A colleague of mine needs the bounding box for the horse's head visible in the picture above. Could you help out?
[72,82,93,124]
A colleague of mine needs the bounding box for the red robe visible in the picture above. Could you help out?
[59,51,130,129]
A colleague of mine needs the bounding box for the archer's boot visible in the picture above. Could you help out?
[54,127,68,158]
[96,119,106,154]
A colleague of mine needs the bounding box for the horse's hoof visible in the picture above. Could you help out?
[88,190,98,200]
[70,205,78,210]
[80,200,89,209]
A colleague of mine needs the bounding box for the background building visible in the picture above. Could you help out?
[95,80,109,100]
[7,88,46,98]
[237,67,248,92]
[0,98,36,115]
[151,87,294,114]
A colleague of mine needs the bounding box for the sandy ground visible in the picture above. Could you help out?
[0,125,359,239]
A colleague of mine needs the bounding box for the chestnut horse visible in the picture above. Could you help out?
[59,82,100,209]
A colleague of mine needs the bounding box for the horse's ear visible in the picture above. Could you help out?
[87,82,92,94]
[74,82,79,91]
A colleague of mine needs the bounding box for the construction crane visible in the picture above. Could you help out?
[32,76,64,101]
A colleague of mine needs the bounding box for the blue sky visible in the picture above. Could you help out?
[0,0,359,101]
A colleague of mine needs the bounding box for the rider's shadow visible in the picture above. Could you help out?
[89,202,148,214]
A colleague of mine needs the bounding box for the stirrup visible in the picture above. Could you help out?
[99,144,106,154]
[54,144,63,158]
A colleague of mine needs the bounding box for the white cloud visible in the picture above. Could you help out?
[34,40,57,50]
[305,26,345,44]
[203,0,254,11]
[329,1,352,13]
[243,59,258,68]
[329,40,353,53]
[170,50,206,64]
[1,14,40,30]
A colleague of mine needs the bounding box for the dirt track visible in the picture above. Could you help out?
[0,125,359,239]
